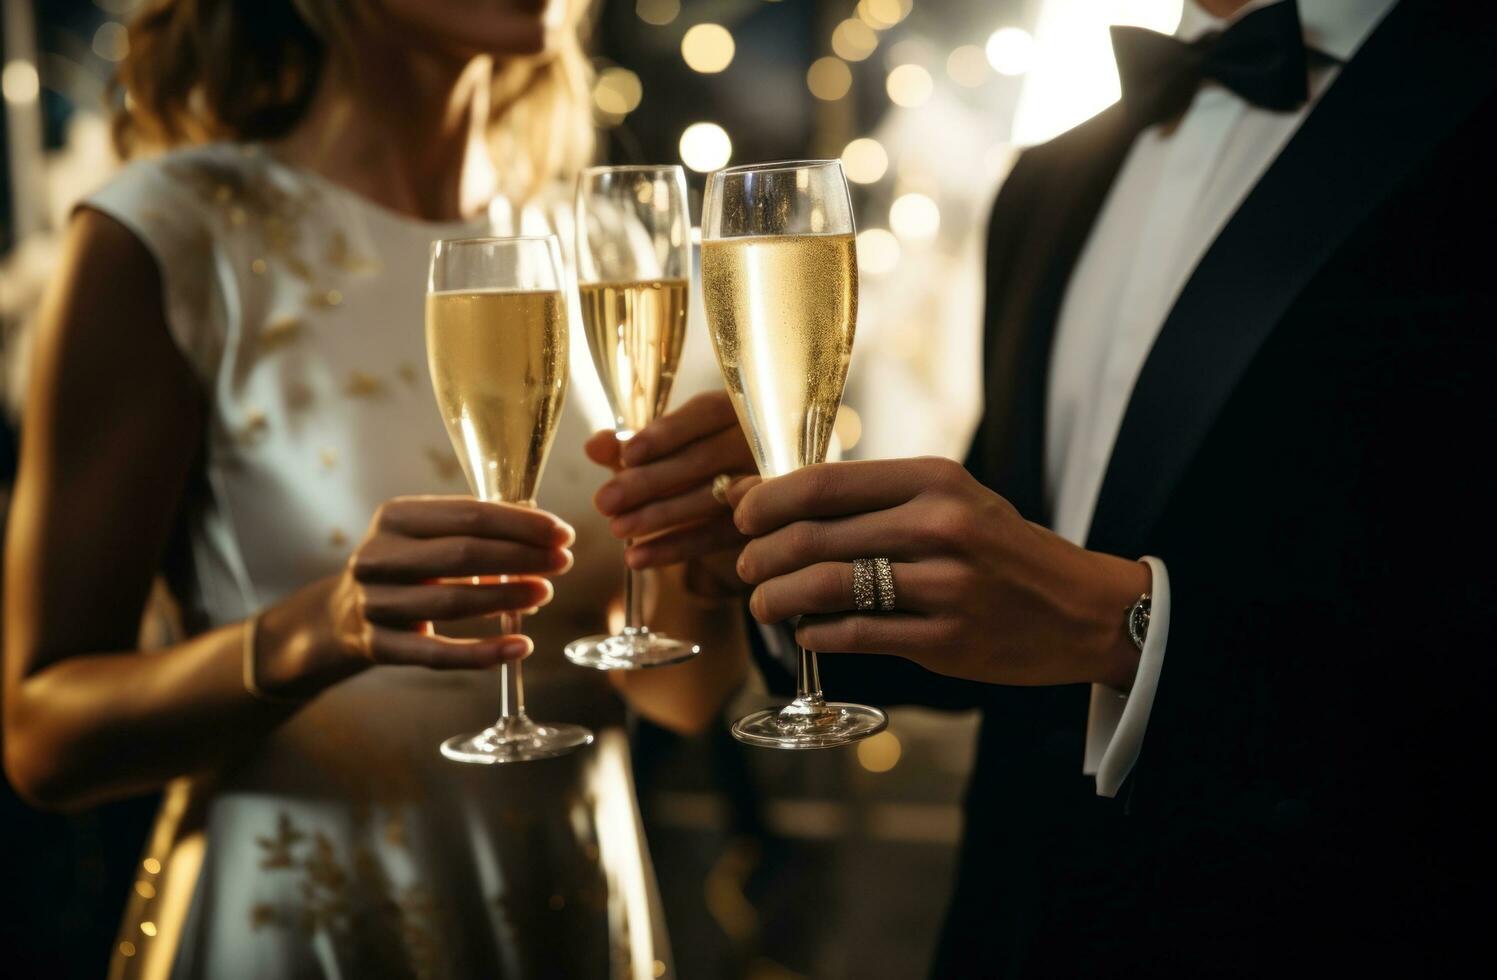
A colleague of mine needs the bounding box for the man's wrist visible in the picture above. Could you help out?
[1086,554,1151,693]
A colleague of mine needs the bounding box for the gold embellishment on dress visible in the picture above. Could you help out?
[320,448,338,470]
[228,205,248,226]
[328,231,382,274]
[329,528,348,547]
[259,314,302,351]
[251,258,268,275]
[398,362,419,386]
[345,370,385,398]
[257,812,306,869]
[286,381,315,411]
[311,288,343,308]
[240,409,269,444]
[424,447,463,483]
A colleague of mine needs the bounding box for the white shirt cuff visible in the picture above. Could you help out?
[1083,555,1171,798]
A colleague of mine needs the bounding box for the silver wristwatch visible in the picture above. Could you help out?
[1127,594,1152,651]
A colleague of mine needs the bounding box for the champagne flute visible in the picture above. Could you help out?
[426,235,594,763]
[564,165,702,670]
[700,160,888,749]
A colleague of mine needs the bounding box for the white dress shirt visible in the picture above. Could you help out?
[1047,0,1398,797]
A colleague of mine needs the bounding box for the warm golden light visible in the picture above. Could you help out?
[841,138,889,184]
[135,880,157,899]
[682,23,735,74]
[986,27,1035,76]
[857,731,902,772]
[636,0,679,26]
[947,44,989,87]
[593,66,643,117]
[679,122,732,172]
[92,22,129,62]
[833,405,864,451]
[858,0,912,31]
[807,56,853,101]
[832,18,879,62]
[2,60,39,105]
[855,228,901,276]
[886,63,933,107]
[140,921,158,937]
[142,857,162,874]
[890,192,940,240]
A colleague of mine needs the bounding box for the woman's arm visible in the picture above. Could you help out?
[4,211,571,810]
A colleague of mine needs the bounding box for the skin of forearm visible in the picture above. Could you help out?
[3,576,359,811]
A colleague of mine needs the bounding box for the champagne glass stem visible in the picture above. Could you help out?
[796,646,824,705]
[497,611,527,724]
[622,553,646,634]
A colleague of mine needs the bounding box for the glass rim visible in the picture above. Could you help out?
[430,234,560,250]
[580,164,686,176]
[710,159,842,177]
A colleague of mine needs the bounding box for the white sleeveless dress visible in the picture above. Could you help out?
[85,143,707,980]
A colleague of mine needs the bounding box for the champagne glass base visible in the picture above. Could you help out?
[440,718,594,765]
[564,630,701,671]
[731,701,888,750]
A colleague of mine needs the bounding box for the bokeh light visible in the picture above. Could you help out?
[92,22,129,62]
[857,731,902,772]
[593,67,643,120]
[858,0,912,31]
[886,64,933,107]
[681,24,735,74]
[946,45,989,87]
[831,18,879,62]
[2,60,40,105]
[841,138,889,184]
[986,27,1035,76]
[833,405,864,451]
[855,228,901,276]
[679,122,732,173]
[635,0,679,26]
[890,192,941,241]
[807,56,853,101]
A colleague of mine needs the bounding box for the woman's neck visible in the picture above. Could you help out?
[272,50,499,223]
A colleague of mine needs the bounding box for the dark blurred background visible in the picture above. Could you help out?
[1,1,1180,975]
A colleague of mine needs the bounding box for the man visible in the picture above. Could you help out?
[592,1,1495,974]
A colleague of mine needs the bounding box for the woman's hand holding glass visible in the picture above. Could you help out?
[253,496,574,699]
[587,391,756,601]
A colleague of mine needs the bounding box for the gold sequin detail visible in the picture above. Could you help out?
[285,382,314,412]
[328,231,381,274]
[344,370,385,398]
[239,409,268,445]
[256,812,305,870]
[319,448,338,470]
[310,287,343,308]
[329,528,348,547]
[424,447,463,483]
[250,257,267,275]
[258,314,302,351]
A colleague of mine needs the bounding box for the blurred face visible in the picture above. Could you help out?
[374,0,570,60]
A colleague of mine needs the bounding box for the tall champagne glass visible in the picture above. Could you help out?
[426,235,594,763]
[564,165,701,670]
[700,160,888,749]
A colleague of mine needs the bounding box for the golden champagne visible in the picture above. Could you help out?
[578,278,689,437]
[425,289,568,504]
[700,233,857,478]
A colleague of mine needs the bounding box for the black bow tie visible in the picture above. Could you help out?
[1111,0,1333,131]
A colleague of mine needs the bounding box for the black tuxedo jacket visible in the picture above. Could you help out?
[756,4,1496,975]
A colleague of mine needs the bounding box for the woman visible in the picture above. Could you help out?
[2,1,743,977]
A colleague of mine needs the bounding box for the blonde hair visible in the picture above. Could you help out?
[111,0,595,200]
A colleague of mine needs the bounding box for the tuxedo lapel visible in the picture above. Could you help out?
[978,107,1136,522]
[1086,2,1497,558]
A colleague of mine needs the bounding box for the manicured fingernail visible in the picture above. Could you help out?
[736,553,749,578]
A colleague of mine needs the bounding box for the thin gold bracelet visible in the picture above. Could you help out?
[242,613,305,706]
